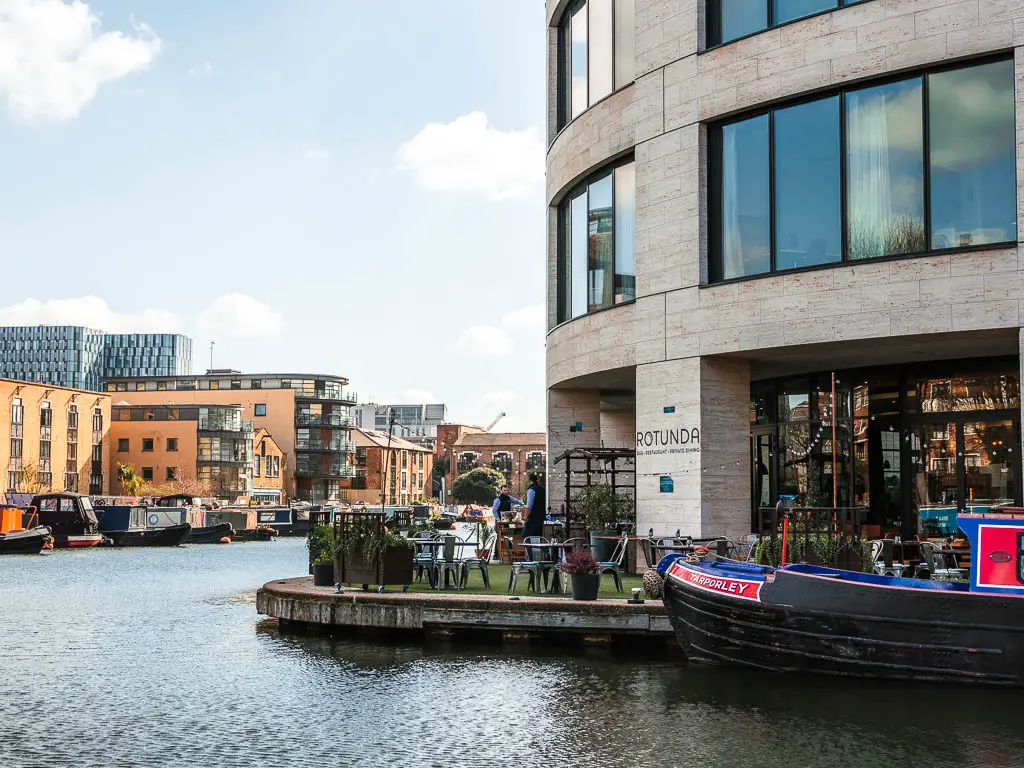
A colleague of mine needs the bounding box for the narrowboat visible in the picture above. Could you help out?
[29,493,104,548]
[152,495,232,544]
[256,505,312,537]
[92,503,191,547]
[205,508,275,542]
[659,511,1024,686]
[0,505,51,554]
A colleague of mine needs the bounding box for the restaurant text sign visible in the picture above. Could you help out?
[636,427,700,457]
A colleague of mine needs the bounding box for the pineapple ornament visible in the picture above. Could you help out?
[642,568,663,599]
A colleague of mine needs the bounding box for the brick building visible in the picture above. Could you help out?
[252,428,286,504]
[344,427,434,505]
[440,430,546,499]
[0,378,111,498]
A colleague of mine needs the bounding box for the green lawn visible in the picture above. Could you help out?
[393,563,644,599]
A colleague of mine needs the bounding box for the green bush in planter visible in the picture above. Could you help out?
[307,524,335,565]
[573,484,636,532]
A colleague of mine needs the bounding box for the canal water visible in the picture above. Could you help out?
[3,538,1024,768]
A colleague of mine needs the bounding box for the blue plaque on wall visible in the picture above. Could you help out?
[659,476,674,493]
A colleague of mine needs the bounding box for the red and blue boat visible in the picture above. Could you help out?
[659,511,1024,686]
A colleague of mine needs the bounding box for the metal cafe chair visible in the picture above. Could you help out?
[460,531,495,589]
[597,532,629,592]
[412,530,438,587]
[524,535,559,593]
[507,536,542,594]
[556,537,588,594]
[434,535,462,590]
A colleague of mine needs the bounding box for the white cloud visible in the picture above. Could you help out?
[455,325,513,356]
[398,389,436,403]
[395,111,543,201]
[303,146,331,160]
[501,304,544,330]
[188,61,212,78]
[0,296,181,333]
[196,294,284,339]
[0,0,161,122]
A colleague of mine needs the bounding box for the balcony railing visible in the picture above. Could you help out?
[295,439,356,453]
[295,413,354,428]
[294,463,357,479]
[294,388,359,404]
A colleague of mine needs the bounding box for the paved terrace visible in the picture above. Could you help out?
[258,577,674,648]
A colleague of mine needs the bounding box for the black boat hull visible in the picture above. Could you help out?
[104,523,191,547]
[184,522,234,544]
[230,527,276,542]
[662,562,1024,686]
[0,527,50,554]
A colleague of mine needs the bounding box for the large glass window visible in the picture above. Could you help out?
[710,60,1016,283]
[774,97,841,271]
[557,0,635,129]
[710,0,859,46]
[928,60,1017,249]
[715,115,770,281]
[558,159,636,322]
[846,78,924,259]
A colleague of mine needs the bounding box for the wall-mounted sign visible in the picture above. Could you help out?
[659,476,674,493]
[664,406,675,414]
[636,427,700,457]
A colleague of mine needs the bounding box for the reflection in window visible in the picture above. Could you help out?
[846,78,924,260]
[560,160,636,322]
[718,115,770,281]
[588,173,614,312]
[918,374,1020,413]
[558,0,635,128]
[774,97,841,271]
[774,0,832,24]
[929,60,1016,249]
[714,0,767,44]
[710,60,1015,283]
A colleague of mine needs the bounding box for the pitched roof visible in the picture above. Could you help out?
[352,427,431,453]
[453,432,546,449]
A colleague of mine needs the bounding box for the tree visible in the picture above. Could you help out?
[19,460,52,494]
[452,466,504,505]
[117,463,145,496]
[143,465,212,499]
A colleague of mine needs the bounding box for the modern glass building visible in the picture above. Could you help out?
[545,0,1024,541]
[0,327,192,392]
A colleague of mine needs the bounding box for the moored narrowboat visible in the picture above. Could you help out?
[29,493,104,549]
[659,510,1024,686]
[0,505,51,554]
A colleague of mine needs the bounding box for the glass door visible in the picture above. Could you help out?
[751,431,774,531]
[912,419,1020,536]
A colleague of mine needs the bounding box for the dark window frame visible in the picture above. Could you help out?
[556,154,637,323]
[709,55,1016,285]
[254,403,267,417]
[556,0,635,133]
[142,438,154,452]
[708,0,868,49]
[117,438,129,452]
[167,438,178,452]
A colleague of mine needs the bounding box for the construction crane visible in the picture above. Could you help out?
[484,411,506,432]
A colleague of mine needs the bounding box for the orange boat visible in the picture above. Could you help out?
[0,505,52,554]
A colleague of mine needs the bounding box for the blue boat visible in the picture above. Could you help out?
[93,503,191,547]
[659,511,1024,686]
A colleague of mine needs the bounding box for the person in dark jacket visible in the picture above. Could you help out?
[491,485,522,523]
[521,472,547,539]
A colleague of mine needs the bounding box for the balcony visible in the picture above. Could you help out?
[294,462,357,479]
[295,439,356,453]
[294,413,355,428]
[294,387,358,404]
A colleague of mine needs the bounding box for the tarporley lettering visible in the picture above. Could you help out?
[635,427,700,448]
[669,562,763,601]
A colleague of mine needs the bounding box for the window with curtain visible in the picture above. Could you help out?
[710,59,1016,283]
[557,0,635,130]
[557,158,636,323]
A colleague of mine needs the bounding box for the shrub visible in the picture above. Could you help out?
[560,548,598,575]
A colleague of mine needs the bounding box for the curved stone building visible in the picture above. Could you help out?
[545,0,1024,540]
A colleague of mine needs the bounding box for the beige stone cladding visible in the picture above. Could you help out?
[545,0,1024,537]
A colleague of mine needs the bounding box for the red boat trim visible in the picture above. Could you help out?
[668,560,763,602]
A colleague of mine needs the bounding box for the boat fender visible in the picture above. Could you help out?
[219,536,231,544]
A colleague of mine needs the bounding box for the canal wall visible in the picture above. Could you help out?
[258,577,674,648]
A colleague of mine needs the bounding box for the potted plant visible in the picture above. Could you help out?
[561,548,600,601]
[475,521,493,559]
[573,484,635,562]
[307,523,335,586]
[335,525,414,588]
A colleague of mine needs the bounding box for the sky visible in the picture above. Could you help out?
[0,0,547,432]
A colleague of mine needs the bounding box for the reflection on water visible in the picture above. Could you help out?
[3,539,1024,768]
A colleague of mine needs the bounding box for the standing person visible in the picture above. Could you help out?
[491,484,522,523]
[521,472,547,539]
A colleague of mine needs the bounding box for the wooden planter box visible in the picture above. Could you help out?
[336,545,414,587]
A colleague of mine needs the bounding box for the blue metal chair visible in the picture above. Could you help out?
[434,535,462,590]
[506,536,541,593]
[460,531,495,589]
[412,530,438,587]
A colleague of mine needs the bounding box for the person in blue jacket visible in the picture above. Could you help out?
[521,473,547,539]
[491,485,522,523]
